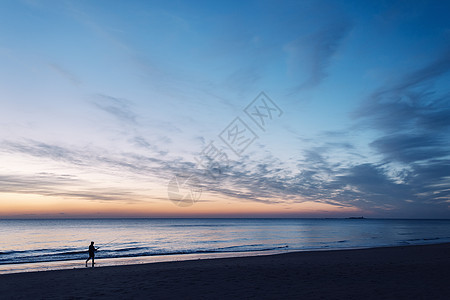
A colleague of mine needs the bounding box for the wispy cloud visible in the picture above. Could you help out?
[1,130,448,217]
[285,20,352,90]
[353,49,450,167]
[47,62,81,86]
[337,47,450,216]
[0,173,149,203]
[369,133,448,163]
[3,140,85,165]
[354,49,450,133]
[92,94,138,124]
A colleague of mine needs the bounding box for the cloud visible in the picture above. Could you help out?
[285,20,352,90]
[0,173,149,203]
[0,138,299,206]
[130,135,169,156]
[353,49,450,166]
[1,136,447,218]
[370,133,448,164]
[0,139,187,204]
[354,49,450,132]
[383,49,450,93]
[92,94,138,124]
[204,138,450,217]
[331,160,450,217]
[337,48,450,216]
[47,63,81,86]
[2,140,84,165]
[0,173,79,194]
[1,108,448,217]
[224,65,262,95]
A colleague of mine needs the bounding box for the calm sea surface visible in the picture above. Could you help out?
[1,218,450,273]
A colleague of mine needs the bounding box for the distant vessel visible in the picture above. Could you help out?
[347,216,365,219]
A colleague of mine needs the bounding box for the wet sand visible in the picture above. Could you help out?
[1,243,449,299]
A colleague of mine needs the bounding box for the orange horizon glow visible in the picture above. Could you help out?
[0,191,362,218]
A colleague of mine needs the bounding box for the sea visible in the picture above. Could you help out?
[1,218,450,274]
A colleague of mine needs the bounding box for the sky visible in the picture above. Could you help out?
[0,0,449,218]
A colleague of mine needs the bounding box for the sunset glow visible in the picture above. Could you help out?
[1,0,449,218]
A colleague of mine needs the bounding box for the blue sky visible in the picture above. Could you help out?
[0,0,449,218]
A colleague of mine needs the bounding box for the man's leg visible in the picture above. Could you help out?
[92,256,95,267]
[85,257,90,267]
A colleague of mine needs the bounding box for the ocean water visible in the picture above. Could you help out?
[1,218,450,273]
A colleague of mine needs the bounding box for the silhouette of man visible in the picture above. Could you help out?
[85,241,98,267]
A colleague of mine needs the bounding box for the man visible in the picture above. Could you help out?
[85,241,98,267]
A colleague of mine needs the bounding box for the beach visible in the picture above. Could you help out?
[1,243,449,299]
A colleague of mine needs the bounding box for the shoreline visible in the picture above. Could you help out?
[1,243,450,299]
[0,249,289,275]
[1,241,450,275]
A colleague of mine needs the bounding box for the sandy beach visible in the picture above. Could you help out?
[1,243,449,299]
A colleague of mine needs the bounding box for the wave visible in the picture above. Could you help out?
[0,248,83,255]
[0,244,290,265]
[406,237,441,242]
[113,247,150,252]
[165,224,235,228]
[2,219,450,268]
